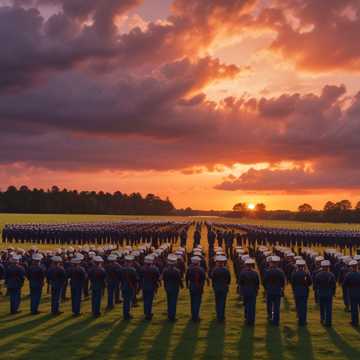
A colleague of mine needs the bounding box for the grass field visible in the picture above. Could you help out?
[0,214,360,359]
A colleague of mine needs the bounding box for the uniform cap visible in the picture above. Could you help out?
[144,255,155,264]
[245,259,255,265]
[321,260,330,267]
[349,260,358,266]
[71,257,81,264]
[94,256,104,263]
[271,256,281,262]
[167,254,178,264]
[315,256,324,262]
[32,253,43,261]
[125,255,135,261]
[51,256,62,262]
[107,254,118,261]
[296,260,306,266]
[10,255,21,262]
[215,255,227,262]
[191,256,202,264]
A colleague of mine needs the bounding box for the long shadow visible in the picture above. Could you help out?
[16,315,99,360]
[146,321,175,360]
[83,319,130,359]
[238,325,254,359]
[325,327,360,359]
[117,320,151,358]
[265,324,284,360]
[172,320,200,360]
[295,327,314,360]
[202,320,225,360]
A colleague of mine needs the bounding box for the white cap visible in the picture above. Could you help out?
[125,255,135,261]
[107,254,118,261]
[245,259,255,265]
[321,260,330,267]
[215,255,227,262]
[271,256,281,262]
[296,260,306,266]
[191,256,202,264]
[167,254,178,264]
[94,256,104,263]
[32,253,43,261]
[10,255,21,262]
[315,256,324,262]
[71,257,81,264]
[349,260,358,266]
[51,256,62,262]
[144,255,155,264]
[354,255,360,261]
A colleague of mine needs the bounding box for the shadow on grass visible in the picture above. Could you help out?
[146,320,175,360]
[15,315,100,360]
[202,320,225,360]
[325,327,360,359]
[266,324,284,360]
[172,320,200,360]
[295,327,314,360]
[238,325,254,359]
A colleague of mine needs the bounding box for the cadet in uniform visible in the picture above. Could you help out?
[140,255,160,320]
[210,255,231,322]
[186,255,206,322]
[67,256,87,316]
[105,254,121,310]
[343,260,360,326]
[162,254,183,321]
[47,256,66,315]
[27,253,46,315]
[5,255,25,314]
[238,258,259,326]
[314,260,336,327]
[88,256,106,317]
[263,256,286,326]
[291,259,312,326]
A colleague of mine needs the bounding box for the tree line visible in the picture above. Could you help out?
[0,186,175,215]
[230,200,360,223]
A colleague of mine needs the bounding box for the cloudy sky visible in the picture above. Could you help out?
[1,0,360,210]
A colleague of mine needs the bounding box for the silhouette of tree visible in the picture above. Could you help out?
[298,203,313,212]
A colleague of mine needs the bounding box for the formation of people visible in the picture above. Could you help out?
[1,221,360,328]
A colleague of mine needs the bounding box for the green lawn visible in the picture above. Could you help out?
[0,214,360,359]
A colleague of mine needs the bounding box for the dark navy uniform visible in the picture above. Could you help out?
[27,263,46,314]
[343,270,360,326]
[5,262,26,314]
[291,270,312,326]
[314,270,336,326]
[120,265,139,320]
[67,265,87,315]
[210,266,231,321]
[47,264,66,315]
[140,264,160,320]
[162,265,183,321]
[239,268,259,325]
[105,261,122,309]
[88,264,106,316]
[263,267,285,326]
[186,264,206,321]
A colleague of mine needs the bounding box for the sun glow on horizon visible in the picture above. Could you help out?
[247,203,255,210]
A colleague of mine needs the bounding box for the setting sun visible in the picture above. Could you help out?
[248,203,255,210]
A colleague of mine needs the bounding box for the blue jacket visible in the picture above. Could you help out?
[291,270,312,297]
[263,268,285,296]
[27,264,46,288]
[5,264,26,289]
[67,266,87,288]
[186,266,206,294]
[162,266,182,292]
[88,267,106,290]
[140,265,160,292]
[47,266,67,288]
[120,266,139,292]
[239,269,259,297]
[211,267,231,292]
[343,271,360,299]
[314,271,336,297]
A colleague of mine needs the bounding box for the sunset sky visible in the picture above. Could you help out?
[1,0,360,210]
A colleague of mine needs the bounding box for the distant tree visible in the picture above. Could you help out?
[255,203,266,212]
[233,202,248,212]
[336,199,352,211]
[324,201,335,212]
[356,201,360,210]
[298,203,313,213]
